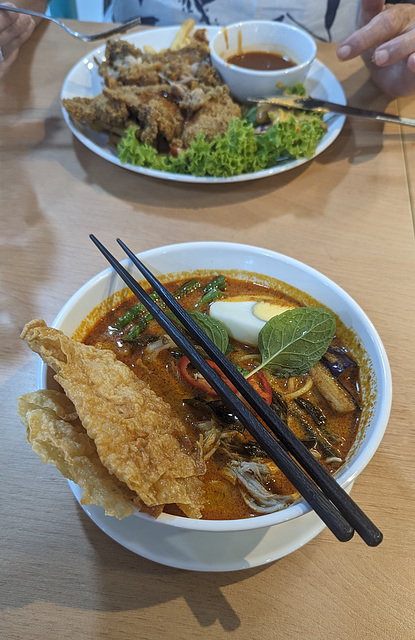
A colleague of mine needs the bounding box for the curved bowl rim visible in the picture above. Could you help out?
[39,241,392,533]
[210,20,317,76]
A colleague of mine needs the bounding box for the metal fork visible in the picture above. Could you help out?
[0,5,141,42]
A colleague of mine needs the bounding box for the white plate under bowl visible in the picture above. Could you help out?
[60,26,346,184]
[39,242,391,570]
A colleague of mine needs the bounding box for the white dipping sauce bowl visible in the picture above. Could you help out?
[39,241,391,571]
[210,21,317,102]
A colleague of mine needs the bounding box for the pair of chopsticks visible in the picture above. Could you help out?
[90,235,383,546]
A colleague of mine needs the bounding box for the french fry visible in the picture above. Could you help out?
[143,44,157,54]
[170,18,195,51]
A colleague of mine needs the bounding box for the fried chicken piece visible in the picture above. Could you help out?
[62,92,130,133]
[21,320,205,518]
[182,86,242,145]
[62,29,242,151]
[102,85,184,147]
[63,81,241,149]
[64,84,186,147]
[99,30,216,89]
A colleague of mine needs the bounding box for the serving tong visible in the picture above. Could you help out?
[90,235,383,547]
[0,5,141,42]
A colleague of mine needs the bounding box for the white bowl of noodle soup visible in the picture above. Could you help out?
[39,242,391,569]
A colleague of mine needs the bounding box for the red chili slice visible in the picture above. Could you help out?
[178,356,237,395]
[178,356,272,405]
[246,370,273,405]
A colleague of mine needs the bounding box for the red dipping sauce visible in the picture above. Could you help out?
[226,50,295,71]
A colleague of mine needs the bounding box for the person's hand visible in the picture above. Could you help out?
[0,3,36,79]
[337,0,415,96]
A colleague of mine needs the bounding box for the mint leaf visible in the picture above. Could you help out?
[252,307,336,377]
[186,310,229,354]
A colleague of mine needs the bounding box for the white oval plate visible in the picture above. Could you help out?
[60,26,346,184]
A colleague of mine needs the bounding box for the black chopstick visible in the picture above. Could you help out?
[91,235,352,541]
[115,239,384,547]
[116,240,384,546]
[91,235,366,543]
[90,235,353,542]
[116,240,383,547]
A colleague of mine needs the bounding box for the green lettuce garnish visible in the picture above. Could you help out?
[117,90,326,178]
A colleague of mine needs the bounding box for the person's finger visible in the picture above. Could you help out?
[10,14,35,46]
[0,3,26,25]
[0,13,35,78]
[359,0,386,28]
[373,27,415,67]
[0,12,35,49]
[0,4,21,31]
[337,5,415,60]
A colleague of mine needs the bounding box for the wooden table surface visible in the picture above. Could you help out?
[1,20,415,640]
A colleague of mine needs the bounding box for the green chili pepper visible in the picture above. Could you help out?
[123,317,150,342]
[116,292,161,329]
[171,279,202,300]
[203,275,226,293]
[118,279,202,340]
[195,288,225,307]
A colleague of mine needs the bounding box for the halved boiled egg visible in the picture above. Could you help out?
[209,298,297,346]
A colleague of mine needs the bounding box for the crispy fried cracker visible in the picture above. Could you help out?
[17,389,137,519]
[21,320,204,518]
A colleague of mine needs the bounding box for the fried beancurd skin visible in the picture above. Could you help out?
[17,389,138,519]
[20,320,205,518]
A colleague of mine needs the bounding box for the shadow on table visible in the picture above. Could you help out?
[1,426,322,634]
[4,435,406,630]
[42,109,402,224]
[69,134,313,208]
[0,166,56,371]
[72,503,296,632]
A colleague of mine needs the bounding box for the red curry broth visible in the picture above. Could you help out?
[83,275,361,520]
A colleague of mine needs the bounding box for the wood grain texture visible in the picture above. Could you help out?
[398,94,415,227]
[1,22,414,640]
